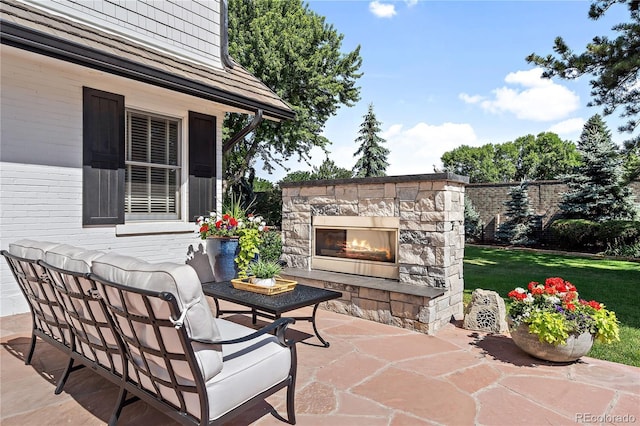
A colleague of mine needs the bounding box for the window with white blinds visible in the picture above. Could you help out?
[125,111,180,220]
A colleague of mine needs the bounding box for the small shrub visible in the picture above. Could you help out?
[253,189,283,228]
[597,220,640,245]
[464,197,484,242]
[598,220,640,258]
[550,219,601,249]
[258,230,283,263]
[603,243,640,258]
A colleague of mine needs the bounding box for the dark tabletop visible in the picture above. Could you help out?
[201,281,342,314]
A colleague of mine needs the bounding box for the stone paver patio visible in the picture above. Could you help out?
[1,301,639,425]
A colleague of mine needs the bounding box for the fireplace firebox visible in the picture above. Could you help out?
[312,216,399,279]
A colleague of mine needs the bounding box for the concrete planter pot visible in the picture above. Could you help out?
[510,323,594,363]
[250,277,276,287]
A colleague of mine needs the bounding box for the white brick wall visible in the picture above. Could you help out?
[1,47,225,316]
[24,0,223,68]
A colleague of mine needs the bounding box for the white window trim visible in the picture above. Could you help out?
[115,222,195,236]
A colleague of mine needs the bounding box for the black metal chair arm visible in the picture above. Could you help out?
[192,317,295,347]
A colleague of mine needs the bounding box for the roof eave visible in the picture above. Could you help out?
[0,20,295,122]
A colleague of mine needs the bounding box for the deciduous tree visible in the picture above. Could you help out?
[226,0,363,185]
[280,157,352,182]
[441,133,579,183]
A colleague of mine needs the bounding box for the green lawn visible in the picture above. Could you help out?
[463,245,640,367]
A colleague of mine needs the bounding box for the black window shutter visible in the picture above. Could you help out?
[83,87,125,226]
[188,111,217,221]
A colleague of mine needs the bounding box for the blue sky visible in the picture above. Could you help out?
[257,0,632,182]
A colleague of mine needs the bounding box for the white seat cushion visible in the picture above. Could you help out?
[206,319,292,421]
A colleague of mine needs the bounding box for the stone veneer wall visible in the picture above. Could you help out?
[280,173,468,334]
[466,179,640,242]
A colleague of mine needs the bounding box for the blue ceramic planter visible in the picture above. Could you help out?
[206,237,239,282]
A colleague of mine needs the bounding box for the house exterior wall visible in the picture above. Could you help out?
[0,47,224,315]
[24,0,223,68]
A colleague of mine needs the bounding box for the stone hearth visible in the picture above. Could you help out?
[280,173,468,334]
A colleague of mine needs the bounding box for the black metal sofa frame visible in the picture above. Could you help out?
[2,247,297,425]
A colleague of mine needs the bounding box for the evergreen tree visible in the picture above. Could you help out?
[464,197,484,242]
[495,182,538,245]
[352,103,390,177]
[560,115,637,221]
[527,0,640,180]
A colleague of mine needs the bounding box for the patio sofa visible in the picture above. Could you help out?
[2,240,297,425]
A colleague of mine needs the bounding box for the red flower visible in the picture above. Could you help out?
[580,300,602,310]
[563,291,578,303]
[528,281,539,291]
[565,302,576,311]
[215,220,223,229]
[199,224,208,233]
[223,214,230,221]
[508,290,527,301]
[229,217,238,227]
[544,286,557,295]
[545,277,564,288]
[531,287,544,295]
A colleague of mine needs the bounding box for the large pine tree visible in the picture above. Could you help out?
[352,103,390,177]
[560,114,637,221]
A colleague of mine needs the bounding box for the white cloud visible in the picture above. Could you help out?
[504,68,554,88]
[459,93,484,104]
[405,0,419,6]
[547,118,585,136]
[465,68,580,122]
[369,1,396,18]
[383,122,479,175]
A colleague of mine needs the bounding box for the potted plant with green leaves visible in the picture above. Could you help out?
[196,195,269,281]
[507,277,620,362]
[247,259,283,287]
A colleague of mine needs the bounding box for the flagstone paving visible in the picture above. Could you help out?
[1,302,639,425]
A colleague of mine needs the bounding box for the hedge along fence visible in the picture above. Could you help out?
[550,219,640,257]
[465,180,640,243]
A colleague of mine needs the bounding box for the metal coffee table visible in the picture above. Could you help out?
[202,281,342,347]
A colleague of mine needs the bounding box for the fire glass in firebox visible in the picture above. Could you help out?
[315,228,396,263]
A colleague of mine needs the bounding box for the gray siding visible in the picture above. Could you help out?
[26,0,223,67]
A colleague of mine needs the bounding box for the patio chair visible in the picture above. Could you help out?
[91,253,297,425]
[39,244,127,399]
[1,240,75,394]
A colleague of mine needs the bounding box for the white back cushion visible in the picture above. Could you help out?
[44,244,104,274]
[8,239,59,261]
[91,253,221,342]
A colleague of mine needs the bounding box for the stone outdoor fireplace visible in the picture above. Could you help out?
[280,173,468,334]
